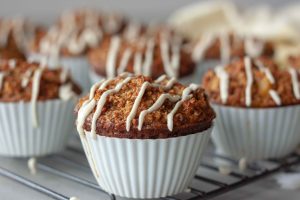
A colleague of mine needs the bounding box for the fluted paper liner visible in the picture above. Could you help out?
[79,128,212,198]
[28,54,91,92]
[0,99,75,157]
[212,104,300,160]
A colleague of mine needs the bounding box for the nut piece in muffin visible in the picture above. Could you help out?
[88,28,195,80]
[192,32,274,63]
[202,56,300,107]
[30,8,126,57]
[75,73,215,139]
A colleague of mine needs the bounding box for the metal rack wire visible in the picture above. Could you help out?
[0,141,300,200]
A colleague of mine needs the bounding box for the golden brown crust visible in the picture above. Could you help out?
[0,60,81,102]
[88,35,195,79]
[75,75,215,139]
[202,57,300,107]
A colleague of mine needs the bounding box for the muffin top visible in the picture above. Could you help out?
[202,56,300,107]
[0,60,81,102]
[289,55,300,70]
[75,73,215,139]
[0,18,39,60]
[192,32,274,63]
[88,28,195,79]
[30,8,126,57]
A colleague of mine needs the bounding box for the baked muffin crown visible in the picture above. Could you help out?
[0,60,81,102]
[75,73,215,139]
[202,56,300,107]
[31,8,126,57]
[192,32,274,63]
[88,30,195,79]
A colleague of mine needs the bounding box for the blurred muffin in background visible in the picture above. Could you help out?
[29,8,127,92]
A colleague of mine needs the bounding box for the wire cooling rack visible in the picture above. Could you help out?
[0,136,300,200]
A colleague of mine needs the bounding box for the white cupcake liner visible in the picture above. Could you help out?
[0,99,76,157]
[79,127,212,199]
[212,104,300,160]
[28,54,91,93]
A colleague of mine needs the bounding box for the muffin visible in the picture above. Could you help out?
[202,56,300,160]
[75,73,215,198]
[0,60,81,157]
[193,32,274,79]
[29,8,126,92]
[88,26,197,85]
[0,18,41,60]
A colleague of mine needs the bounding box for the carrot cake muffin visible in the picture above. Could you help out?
[0,60,81,157]
[192,32,274,63]
[75,73,215,198]
[202,56,300,160]
[88,29,195,83]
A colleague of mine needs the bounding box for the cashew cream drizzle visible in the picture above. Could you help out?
[214,66,229,103]
[220,33,231,64]
[289,68,300,100]
[133,52,143,75]
[254,60,281,105]
[124,22,141,42]
[8,59,16,69]
[31,68,44,128]
[138,94,180,130]
[106,36,121,78]
[245,37,264,58]
[167,84,200,131]
[192,34,214,62]
[244,57,253,107]
[117,48,132,75]
[76,73,199,137]
[142,38,155,76]
[0,72,6,92]
[21,69,33,88]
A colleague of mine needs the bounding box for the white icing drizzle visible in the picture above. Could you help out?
[165,77,177,90]
[31,68,43,128]
[214,66,229,103]
[59,83,76,101]
[106,36,121,78]
[220,33,231,64]
[0,72,6,92]
[269,89,281,105]
[244,57,253,107]
[238,157,247,171]
[155,75,167,83]
[167,84,200,131]
[138,94,180,130]
[245,37,264,58]
[76,99,97,136]
[126,82,151,131]
[60,68,69,83]
[91,77,133,138]
[160,37,177,77]
[27,157,37,175]
[170,39,181,78]
[254,60,275,84]
[142,38,155,76]
[124,22,141,42]
[133,52,142,75]
[21,69,33,88]
[89,80,105,100]
[192,34,214,62]
[117,48,132,75]
[8,59,16,69]
[289,68,300,100]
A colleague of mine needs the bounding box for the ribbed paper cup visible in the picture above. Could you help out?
[0,99,75,157]
[79,127,212,199]
[212,104,300,160]
[28,54,91,93]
